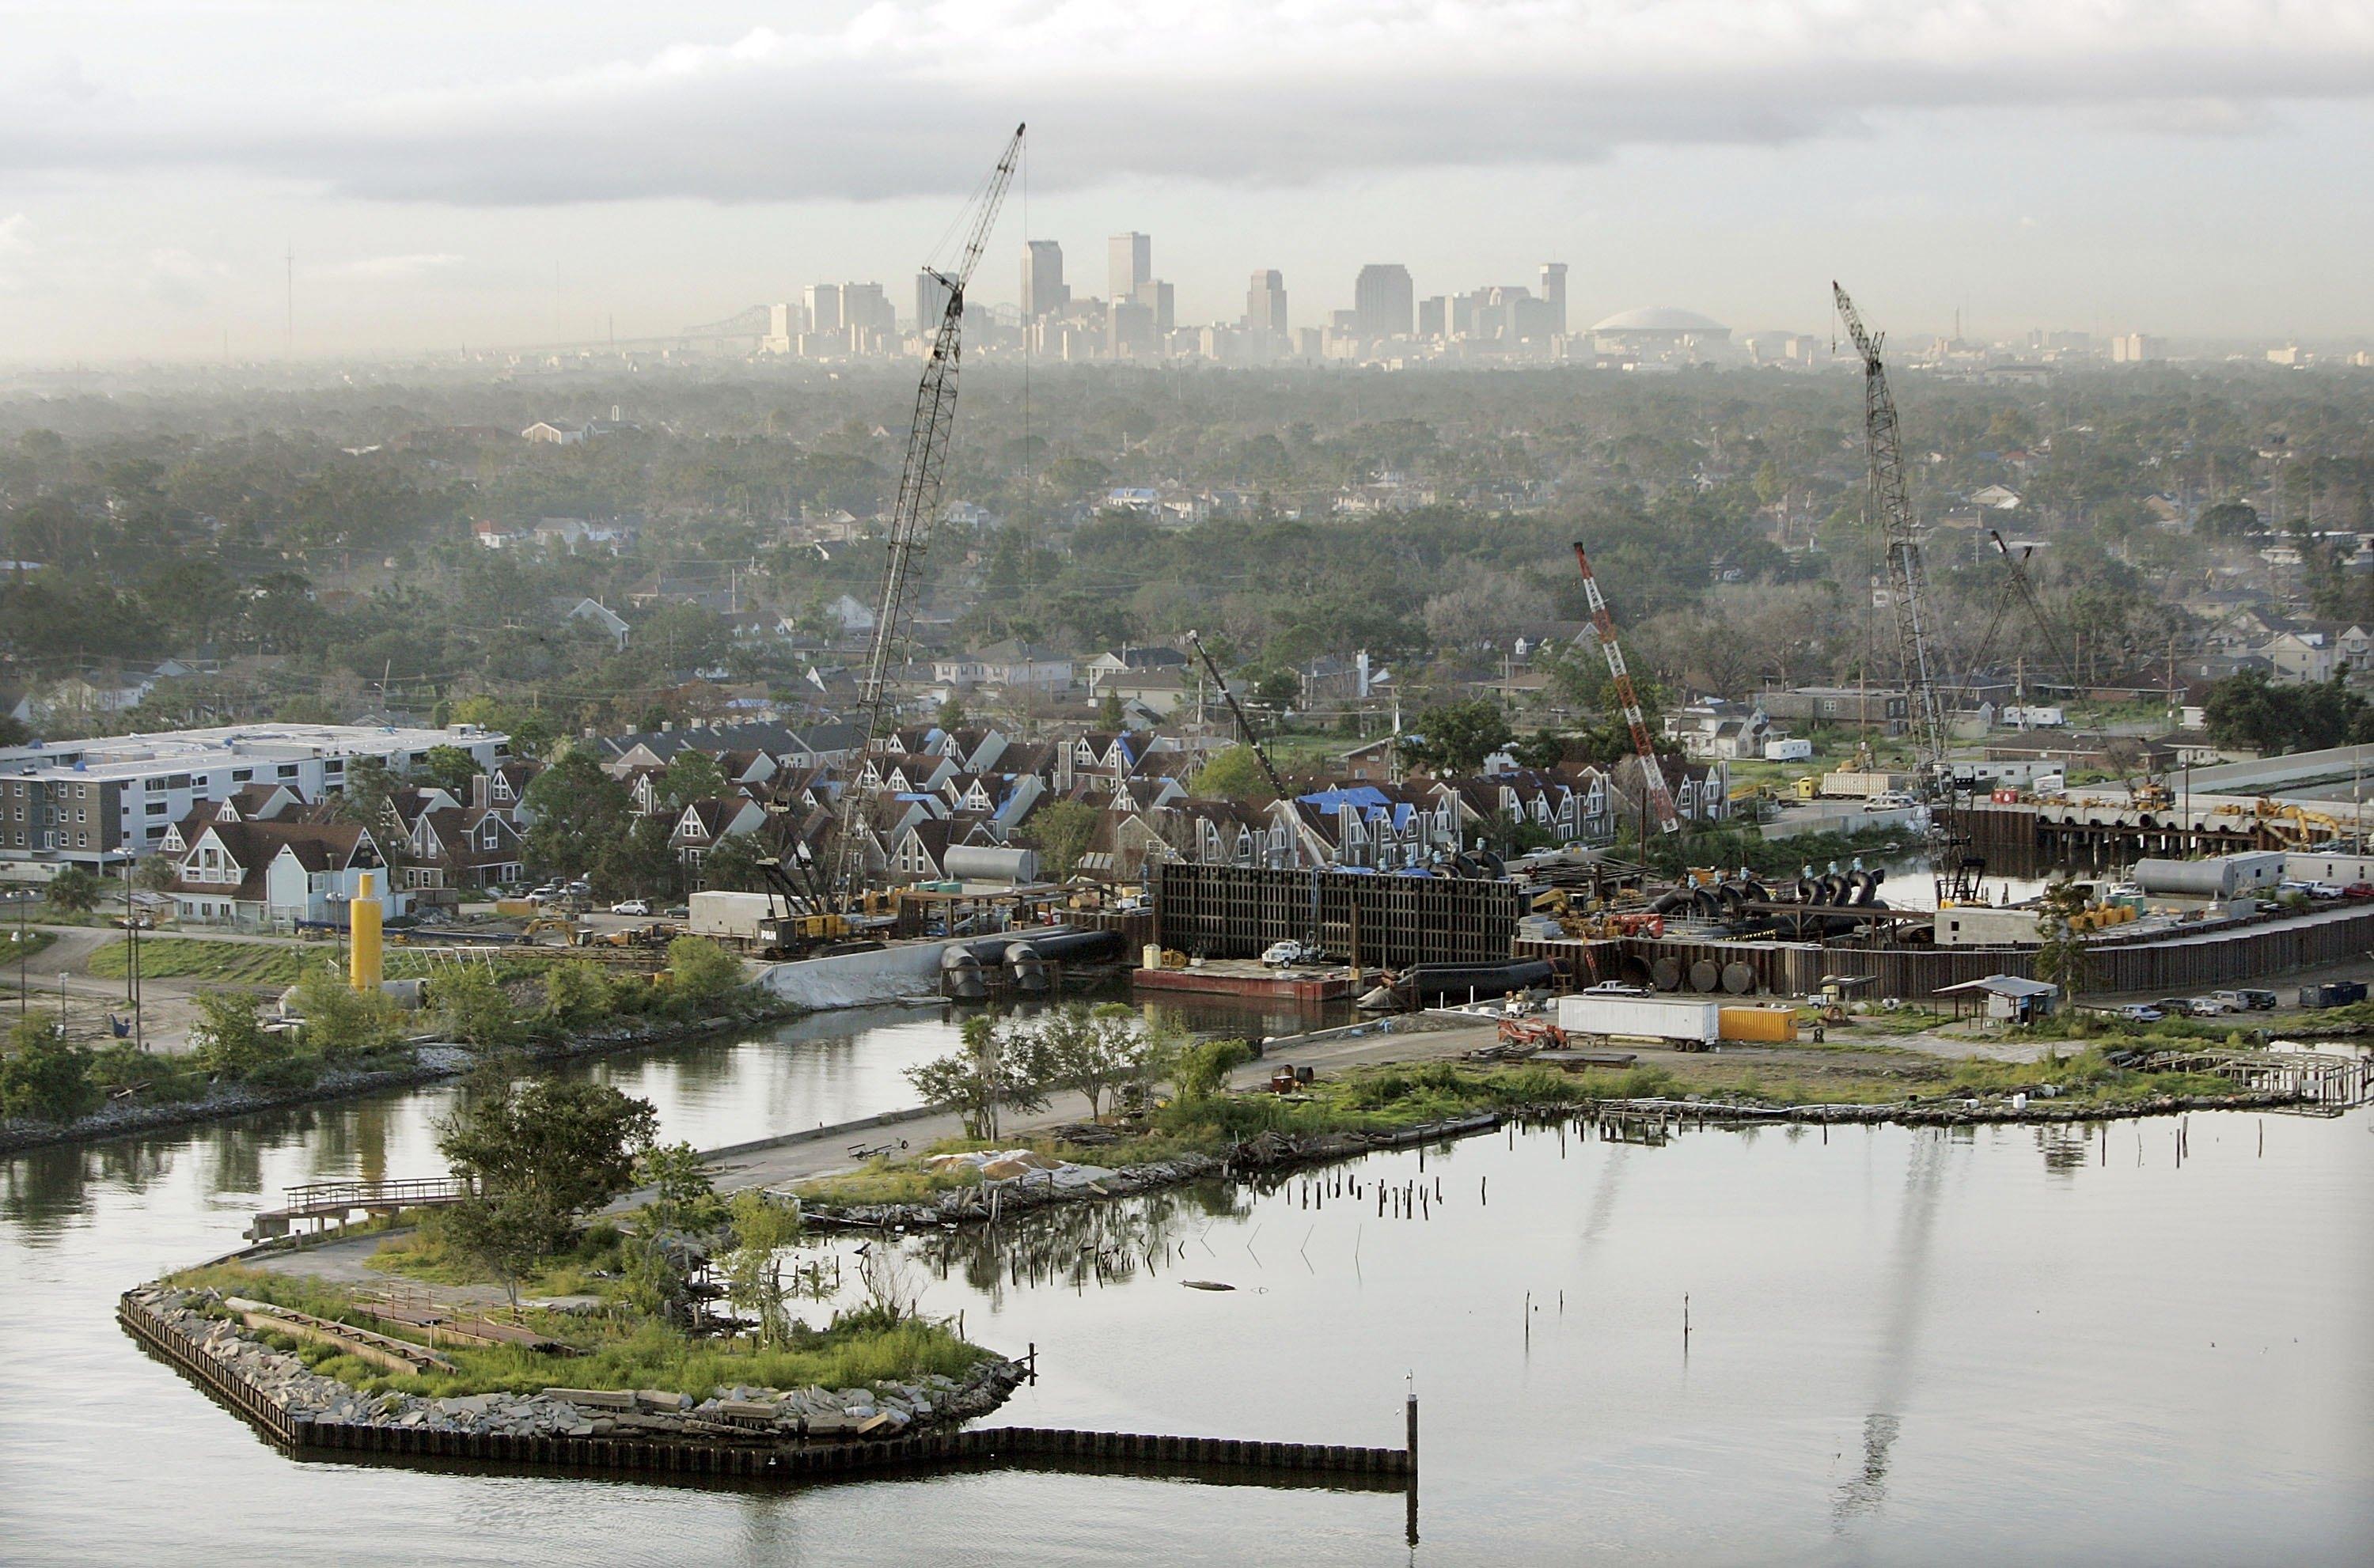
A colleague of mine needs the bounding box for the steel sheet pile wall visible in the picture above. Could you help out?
[1519,904,2374,998]
[1151,863,1523,966]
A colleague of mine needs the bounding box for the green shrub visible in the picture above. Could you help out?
[1,1019,101,1122]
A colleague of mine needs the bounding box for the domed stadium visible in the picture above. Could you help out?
[1588,305,1731,341]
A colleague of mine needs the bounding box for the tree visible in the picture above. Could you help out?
[437,1074,659,1220]
[1191,744,1273,801]
[694,831,768,892]
[47,866,101,915]
[637,1141,722,1235]
[434,966,519,1050]
[666,935,745,1002]
[1098,687,1125,729]
[190,992,282,1078]
[290,965,404,1058]
[134,854,178,893]
[0,1017,100,1122]
[543,961,610,1026]
[1021,800,1100,883]
[902,1013,1052,1140]
[719,1189,808,1347]
[661,750,727,809]
[1175,1037,1252,1100]
[1033,1002,1178,1121]
[1513,727,1568,772]
[436,1188,567,1316]
[523,751,637,880]
[2033,880,2095,1002]
[419,744,483,799]
[1400,700,1513,776]
[936,694,967,732]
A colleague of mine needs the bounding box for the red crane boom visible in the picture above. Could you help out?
[1572,541,1680,836]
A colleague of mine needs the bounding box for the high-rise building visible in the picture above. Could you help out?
[1245,270,1289,341]
[1022,240,1068,320]
[1416,296,1446,339]
[915,271,953,331]
[1148,280,1174,335]
[1354,264,1415,339]
[1108,298,1155,358]
[841,282,894,343]
[2111,332,2166,363]
[805,282,844,337]
[1109,233,1151,305]
[1540,263,1568,335]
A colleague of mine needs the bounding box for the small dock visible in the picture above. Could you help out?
[245,1176,475,1241]
[1133,960,1356,1002]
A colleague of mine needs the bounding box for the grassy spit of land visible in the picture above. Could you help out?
[787,1034,2270,1219]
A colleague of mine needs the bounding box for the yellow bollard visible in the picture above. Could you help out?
[350,869,383,991]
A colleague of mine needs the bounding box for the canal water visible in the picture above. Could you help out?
[4,1002,2369,1565]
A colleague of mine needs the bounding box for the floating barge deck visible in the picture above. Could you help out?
[1133,960,1356,1002]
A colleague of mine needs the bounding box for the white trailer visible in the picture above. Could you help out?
[1556,994,1722,1045]
[688,891,783,945]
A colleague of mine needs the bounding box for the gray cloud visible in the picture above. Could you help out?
[3,2,2371,206]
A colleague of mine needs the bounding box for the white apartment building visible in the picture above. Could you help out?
[0,722,508,876]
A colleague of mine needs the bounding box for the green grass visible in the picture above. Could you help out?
[86,937,562,989]
[364,1215,632,1297]
[168,1261,984,1399]
[2,927,56,968]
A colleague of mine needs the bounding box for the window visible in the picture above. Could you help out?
[145,801,166,816]
[277,764,299,779]
[232,769,252,783]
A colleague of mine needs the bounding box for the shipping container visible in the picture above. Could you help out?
[688,890,783,944]
[1717,1005,1799,1043]
[1818,770,1911,799]
[1557,994,1721,1044]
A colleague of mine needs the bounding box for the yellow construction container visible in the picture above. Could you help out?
[349,870,384,991]
[493,897,537,918]
[1719,1005,1799,1043]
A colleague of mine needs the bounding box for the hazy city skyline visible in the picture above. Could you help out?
[4,1,2373,364]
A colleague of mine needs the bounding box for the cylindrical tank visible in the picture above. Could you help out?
[1689,959,1721,992]
[944,846,1041,885]
[1650,957,1683,991]
[349,870,383,991]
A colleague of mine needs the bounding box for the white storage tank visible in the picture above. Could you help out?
[945,846,1040,885]
[2133,851,2285,900]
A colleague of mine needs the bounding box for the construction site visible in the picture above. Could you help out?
[1121,286,2374,1032]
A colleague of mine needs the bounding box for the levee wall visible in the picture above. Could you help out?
[1151,862,1523,967]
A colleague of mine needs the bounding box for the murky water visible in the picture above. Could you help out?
[4,1002,2368,1565]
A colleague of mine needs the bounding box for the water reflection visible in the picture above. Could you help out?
[1834,1130,1951,1530]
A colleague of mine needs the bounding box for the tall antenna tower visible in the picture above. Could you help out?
[284,244,294,358]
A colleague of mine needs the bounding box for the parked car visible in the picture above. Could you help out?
[610,900,650,916]
[2343,883,2374,901]
[2211,989,2277,1012]
[665,905,691,920]
[2150,997,2195,1017]
[564,879,593,896]
[1261,939,1318,968]
[2117,1004,2164,1023]
[2305,881,2346,900]
[2186,995,2235,1017]
[1582,980,1649,995]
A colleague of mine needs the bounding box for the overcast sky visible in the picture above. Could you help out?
[2,1,2371,365]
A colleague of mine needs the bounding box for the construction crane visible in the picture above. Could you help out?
[827,123,1025,908]
[1184,630,1289,798]
[1571,542,1679,836]
[1833,283,1947,783]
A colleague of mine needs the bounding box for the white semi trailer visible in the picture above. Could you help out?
[1555,994,1722,1045]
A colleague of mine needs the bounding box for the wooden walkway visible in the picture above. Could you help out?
[245,1176,475,1240]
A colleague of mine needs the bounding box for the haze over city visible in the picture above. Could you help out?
[6,0,2374,365]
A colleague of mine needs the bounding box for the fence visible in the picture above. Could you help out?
[1151,862,1523,967]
